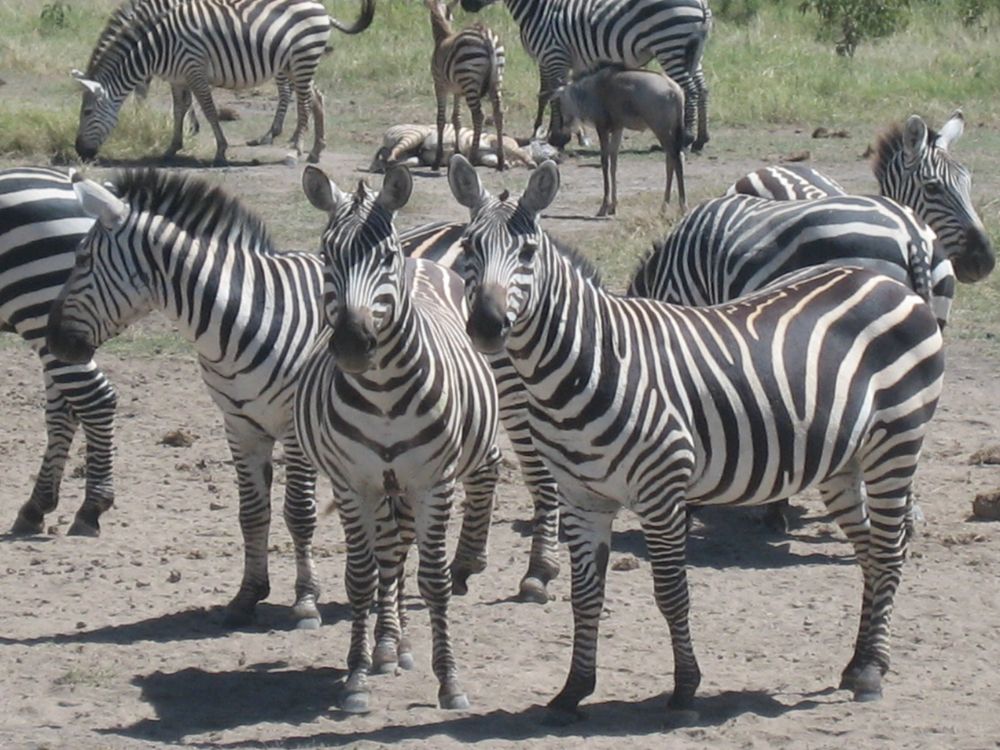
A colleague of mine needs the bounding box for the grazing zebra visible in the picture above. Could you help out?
[449,154,944,716]
[296,164,501,712]
[460,0,711,151]
[0,167,118,538]
[369,123,537,173]
[426,0,506,171]
[73,0,375,165]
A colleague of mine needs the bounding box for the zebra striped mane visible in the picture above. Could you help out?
[544,232,601,286]
[109,169,277,252]
[86,0,173,77]
[872,120,942,179]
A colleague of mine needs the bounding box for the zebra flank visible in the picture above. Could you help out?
[74,0,375,165]
[0,167,118,538]
[461,0,711,150]
[449,154,944,716]
[426,0,506,170]
[295,164,500,712]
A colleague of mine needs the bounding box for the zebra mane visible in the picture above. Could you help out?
[871,120,942,179]
[86,0,175,77]
[109,168,276,252]
[546,233,602,286]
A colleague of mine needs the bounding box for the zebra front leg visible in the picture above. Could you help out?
[451,445,501,595]
[187,74,229,166]
[11,373,77,535]
[306,87,325,164]
[281,437,321,629]
[222,426,275,627]
[547,503,616,723]
[416,481,468,709]
[337,490,380,713]
[372,495,408,674]
[691,64,709,153]
[164,83,193,160]
[248,74,291,146]
[62,368,117,537]
[432,87,449,171]
[639,499,702,713]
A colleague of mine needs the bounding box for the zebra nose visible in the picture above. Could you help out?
[467,288,508,353]
[953,225,995,283]
[46,302,95,364]
[75,138,97,160]
[332,308,377,372]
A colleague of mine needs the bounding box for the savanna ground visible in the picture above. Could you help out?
[2,2,1000,748]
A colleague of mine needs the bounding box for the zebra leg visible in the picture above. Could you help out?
[306,87,325,164]
[187,74,229,166]
[670,69,699,152]
[222,424,276,627]
[337,490,380,713]
[432,87,449,171]
[467,99,484,171]
[451,445,501,596]
[11,372,77,535]
[762,498,792,534]
[491,89,505,171]
[165,83,193,159]
[692,63,710,153]
[416,480,468,709]
[59,365,117,537]
[288,81,313,160]
[640,501,702,712]
[281,437,321,629]
[547,502,616,723]
[248,73,292,146]
[372,496,413,673]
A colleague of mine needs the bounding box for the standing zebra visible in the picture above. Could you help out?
[460,0,711,151]
[74,0,375,165]
[296,164,501,712]
[426,0,506,171]
[0,167,118,538]
[449,154,944,716]
[728,112,994,288]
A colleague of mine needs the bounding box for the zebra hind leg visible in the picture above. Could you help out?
[450,445,500,595]
[306,87,325,164]
[248,74,292,147]
[63,370,117,537]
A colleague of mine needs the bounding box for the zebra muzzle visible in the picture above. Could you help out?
[331,308,377,373]
[467,286,509,354]
[952,225,995,283]
[46,302,95,364]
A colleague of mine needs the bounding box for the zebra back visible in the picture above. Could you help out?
[726,164,846,201]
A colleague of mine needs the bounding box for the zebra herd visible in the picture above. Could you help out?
[1,0,997,725]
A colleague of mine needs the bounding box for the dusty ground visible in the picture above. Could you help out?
[2,92,1000,749]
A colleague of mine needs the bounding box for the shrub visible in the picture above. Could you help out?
[799,0,911,56]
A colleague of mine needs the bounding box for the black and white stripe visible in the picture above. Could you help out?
[426,0,506,170]
[74,0,374,165]
[47,169,328,628]
[449,154,944,716]
[460,0,711,150]
[296,164,500,712]
[0,167,118,537]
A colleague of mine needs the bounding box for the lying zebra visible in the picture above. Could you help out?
[369,123,557,172]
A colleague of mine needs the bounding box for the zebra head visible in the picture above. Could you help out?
[302,164,412,374]
[875,111,994,283]
[47,173,152,364]
[72,70,122,160]
[448,154,560,354]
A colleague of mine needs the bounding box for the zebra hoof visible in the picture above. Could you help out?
[340,690,371,713]
[295,616,321,631]
[372,642,399,675]
[67,518,101,537]
[851,665,883,702]
[518,576,550,604]
[10,514,44,536]
[439,690,470,710]
[397,649,415,671]
[292,596,322,629]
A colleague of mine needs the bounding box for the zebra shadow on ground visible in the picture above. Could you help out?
[0,600,351,648]
[77,154,291,170]
[103,663,837,746]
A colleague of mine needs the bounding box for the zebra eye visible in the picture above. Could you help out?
[924,180,942,195]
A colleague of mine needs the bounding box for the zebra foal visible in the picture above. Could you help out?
[1,167,118,537]
[74,0,375,165]
[426,0,506,171]
[296,164,501,711]
[449,154,944,717]
[460,0,711,150]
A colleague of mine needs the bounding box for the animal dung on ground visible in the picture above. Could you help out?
[967,444,1000,465]
[781,150,811,163]
[159,428,197,448]
[972,490,1000,521]
[217,107,241,122]
[812,127,850,139]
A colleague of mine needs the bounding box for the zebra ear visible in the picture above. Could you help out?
[73,177,127,230]
[448,154,490,211]
[902,115,929,168]
[301,165,347,214]
[519,160,560,217]
[377,164,413,213]
[71,72,105,99]
[936,109,965,151]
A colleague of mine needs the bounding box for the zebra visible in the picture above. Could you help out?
[426,0,506,171]
[728,111,994,291]
[0,167,118,538]
[448,154,944,717]
[296,164,501,712]
[459,0,711,151]
[73,0,375,166]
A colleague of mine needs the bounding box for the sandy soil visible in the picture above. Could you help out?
[1,111,1000,750]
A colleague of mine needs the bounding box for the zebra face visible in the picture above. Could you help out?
[48,175,151,363]
[73,73,120,160]
[449,154,560,353]
[303,165,412,374]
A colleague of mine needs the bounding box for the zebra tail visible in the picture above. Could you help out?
[328,0,375,35]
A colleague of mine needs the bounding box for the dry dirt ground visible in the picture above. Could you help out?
[2,96,1000,750]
